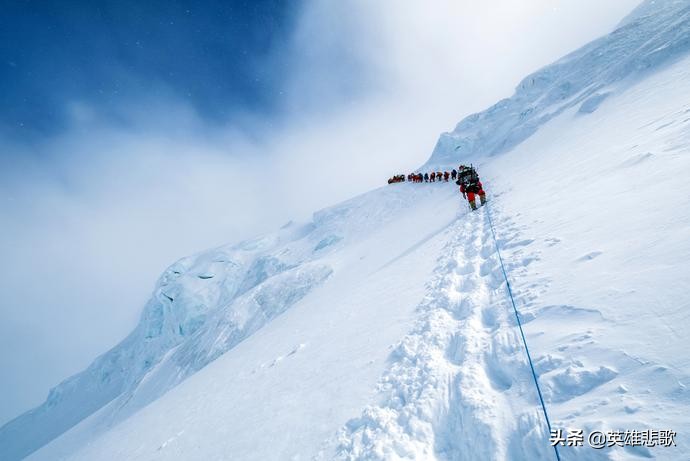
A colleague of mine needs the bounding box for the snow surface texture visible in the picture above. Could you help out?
[3,0,690,459]
[327,212,552,460]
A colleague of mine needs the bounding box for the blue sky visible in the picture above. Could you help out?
[0,0,297,138]
[0,0,640,426]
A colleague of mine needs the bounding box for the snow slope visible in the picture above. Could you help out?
[427,0,690,168]
[331,36,690,461]
[3,184,463,460]
[3,0,690,459]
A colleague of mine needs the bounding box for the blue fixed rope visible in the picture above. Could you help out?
[484,203,562,461]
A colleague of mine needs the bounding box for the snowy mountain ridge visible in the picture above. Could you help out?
[427,0,690,168]
[2,0,690,459]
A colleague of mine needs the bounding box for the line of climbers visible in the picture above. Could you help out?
[387,169,454,184]
[387,165,487,211]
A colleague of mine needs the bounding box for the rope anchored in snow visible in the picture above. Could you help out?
[485,203,562,461]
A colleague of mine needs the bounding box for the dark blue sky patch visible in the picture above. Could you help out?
[0,0,298,138]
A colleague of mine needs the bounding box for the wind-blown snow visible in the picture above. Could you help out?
[2,1,690,460]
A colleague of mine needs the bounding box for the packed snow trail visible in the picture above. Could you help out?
[485,203,561,461]
[332,206,554,460]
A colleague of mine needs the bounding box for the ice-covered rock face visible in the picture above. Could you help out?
[0,216,335,460]
[427,0,690,168]
[170,262,334,374]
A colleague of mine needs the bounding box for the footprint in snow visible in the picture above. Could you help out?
[445,332,466,365]
[533,354,565,375]
[545,365,618,403]
[518,310,537,324]
[479,259,497,277]
[480,244,494,259]
[455,262,474,276]
[485,359,514,391]
[540,304,603,319]
[463,245,479,258]
[451,297,473,320]
[483,340,515,391]
[503,238,535,249]
[521,256,537,266]
[481,232,492,245]
[576,251,602,262]
[624,403,641,414]
[457,277,477,292]
[481,307,499,330]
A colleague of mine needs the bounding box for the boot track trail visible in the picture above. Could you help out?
[335,206,553,460]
